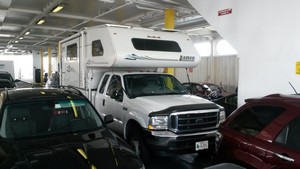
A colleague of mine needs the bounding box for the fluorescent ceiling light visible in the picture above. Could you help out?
[14,41,19,43]
[0,34,14,38]
[24,31,30,35]
[37,18,45,25]
[98,0,115,3]
[52,4,64,13]
[18,36,24,40]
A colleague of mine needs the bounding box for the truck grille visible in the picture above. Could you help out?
[169,109,219,134]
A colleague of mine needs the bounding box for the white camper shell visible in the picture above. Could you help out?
[60,24,200,89]
[60,24,225,163]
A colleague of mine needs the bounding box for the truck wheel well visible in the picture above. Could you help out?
[125,120,141,141]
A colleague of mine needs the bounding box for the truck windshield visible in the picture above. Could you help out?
[124,74,188,98]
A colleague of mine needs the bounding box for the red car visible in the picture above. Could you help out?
[216,94,300,169]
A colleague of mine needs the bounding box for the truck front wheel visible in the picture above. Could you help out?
[129,127,151,165]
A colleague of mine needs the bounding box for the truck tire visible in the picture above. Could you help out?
[129,127,151,165]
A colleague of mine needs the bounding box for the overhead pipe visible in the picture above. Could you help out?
[135,5,164,12]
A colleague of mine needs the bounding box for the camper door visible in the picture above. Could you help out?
[61,38,80,87]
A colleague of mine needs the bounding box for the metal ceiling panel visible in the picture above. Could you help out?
[0,0,212,53]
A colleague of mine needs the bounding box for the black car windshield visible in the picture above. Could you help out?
[124,74,188,98]
[0,99,103,139]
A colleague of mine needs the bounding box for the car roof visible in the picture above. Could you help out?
[2,87,86,104]
[245,93,300,105]
[0,71,13,75]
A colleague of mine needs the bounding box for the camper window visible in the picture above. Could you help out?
[131,38,181,52]
[67,43,78,61]
[92,40,104,56]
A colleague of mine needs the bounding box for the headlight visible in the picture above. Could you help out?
[219,110,226,123]
[148,116,168,130]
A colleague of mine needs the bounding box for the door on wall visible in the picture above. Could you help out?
[61,38,80,87]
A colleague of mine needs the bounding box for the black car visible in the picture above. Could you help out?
[0,87,144,169]
[0,79,14,89]
[212,93,237,117]
[0,71,17,87]
[182,82,228,100]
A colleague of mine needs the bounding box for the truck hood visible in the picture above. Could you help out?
[130,94,214,112]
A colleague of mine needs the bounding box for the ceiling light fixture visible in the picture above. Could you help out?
[37,18,45,25]
[52,3,64,13]
[0,34,13,38]
[24,31,30,35]
[14,41,19,43]
[18,36,24,40]
[98,0,115,3]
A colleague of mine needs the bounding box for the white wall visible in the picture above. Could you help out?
[188,0,300,106]
[175,55,238,94]
[0,54,33,82]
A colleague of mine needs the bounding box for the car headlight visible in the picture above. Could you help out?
[148,116,168,130]
[219,110,226,123]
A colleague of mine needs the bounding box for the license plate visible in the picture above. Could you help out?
[195,140,208,151]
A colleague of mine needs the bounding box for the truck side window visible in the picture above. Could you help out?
[106,75,122,97]
[99,75,110,94]
[67,43,77,61]
[92,40,104,56]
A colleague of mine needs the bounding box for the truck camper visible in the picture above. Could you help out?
[59,24,225,164]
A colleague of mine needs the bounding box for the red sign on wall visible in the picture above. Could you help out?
[218,8,232,16]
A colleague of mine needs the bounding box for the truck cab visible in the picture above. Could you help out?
[94,71,225,163]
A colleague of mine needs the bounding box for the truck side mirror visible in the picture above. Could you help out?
[110,89,123,102]
[104,114,114,124]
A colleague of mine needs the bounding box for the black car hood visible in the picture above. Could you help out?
[0,128,142,169]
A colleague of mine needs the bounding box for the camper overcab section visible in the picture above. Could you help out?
[60,24,225,163]
[60,25,199,89]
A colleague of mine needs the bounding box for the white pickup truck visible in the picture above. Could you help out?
[59,24,225,164]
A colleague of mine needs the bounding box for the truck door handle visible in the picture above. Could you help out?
[273,153,295,162]
[102,99,105,106]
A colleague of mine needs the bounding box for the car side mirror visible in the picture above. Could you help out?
[14,79,20,82]
[104,114,114,124]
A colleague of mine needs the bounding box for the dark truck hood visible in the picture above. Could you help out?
[0,128,143,169]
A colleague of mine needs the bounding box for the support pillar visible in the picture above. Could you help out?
[40,49,44,85]
[48,47,52,77]
[164,8,175,75]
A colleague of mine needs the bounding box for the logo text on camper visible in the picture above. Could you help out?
[179,55,195,62]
